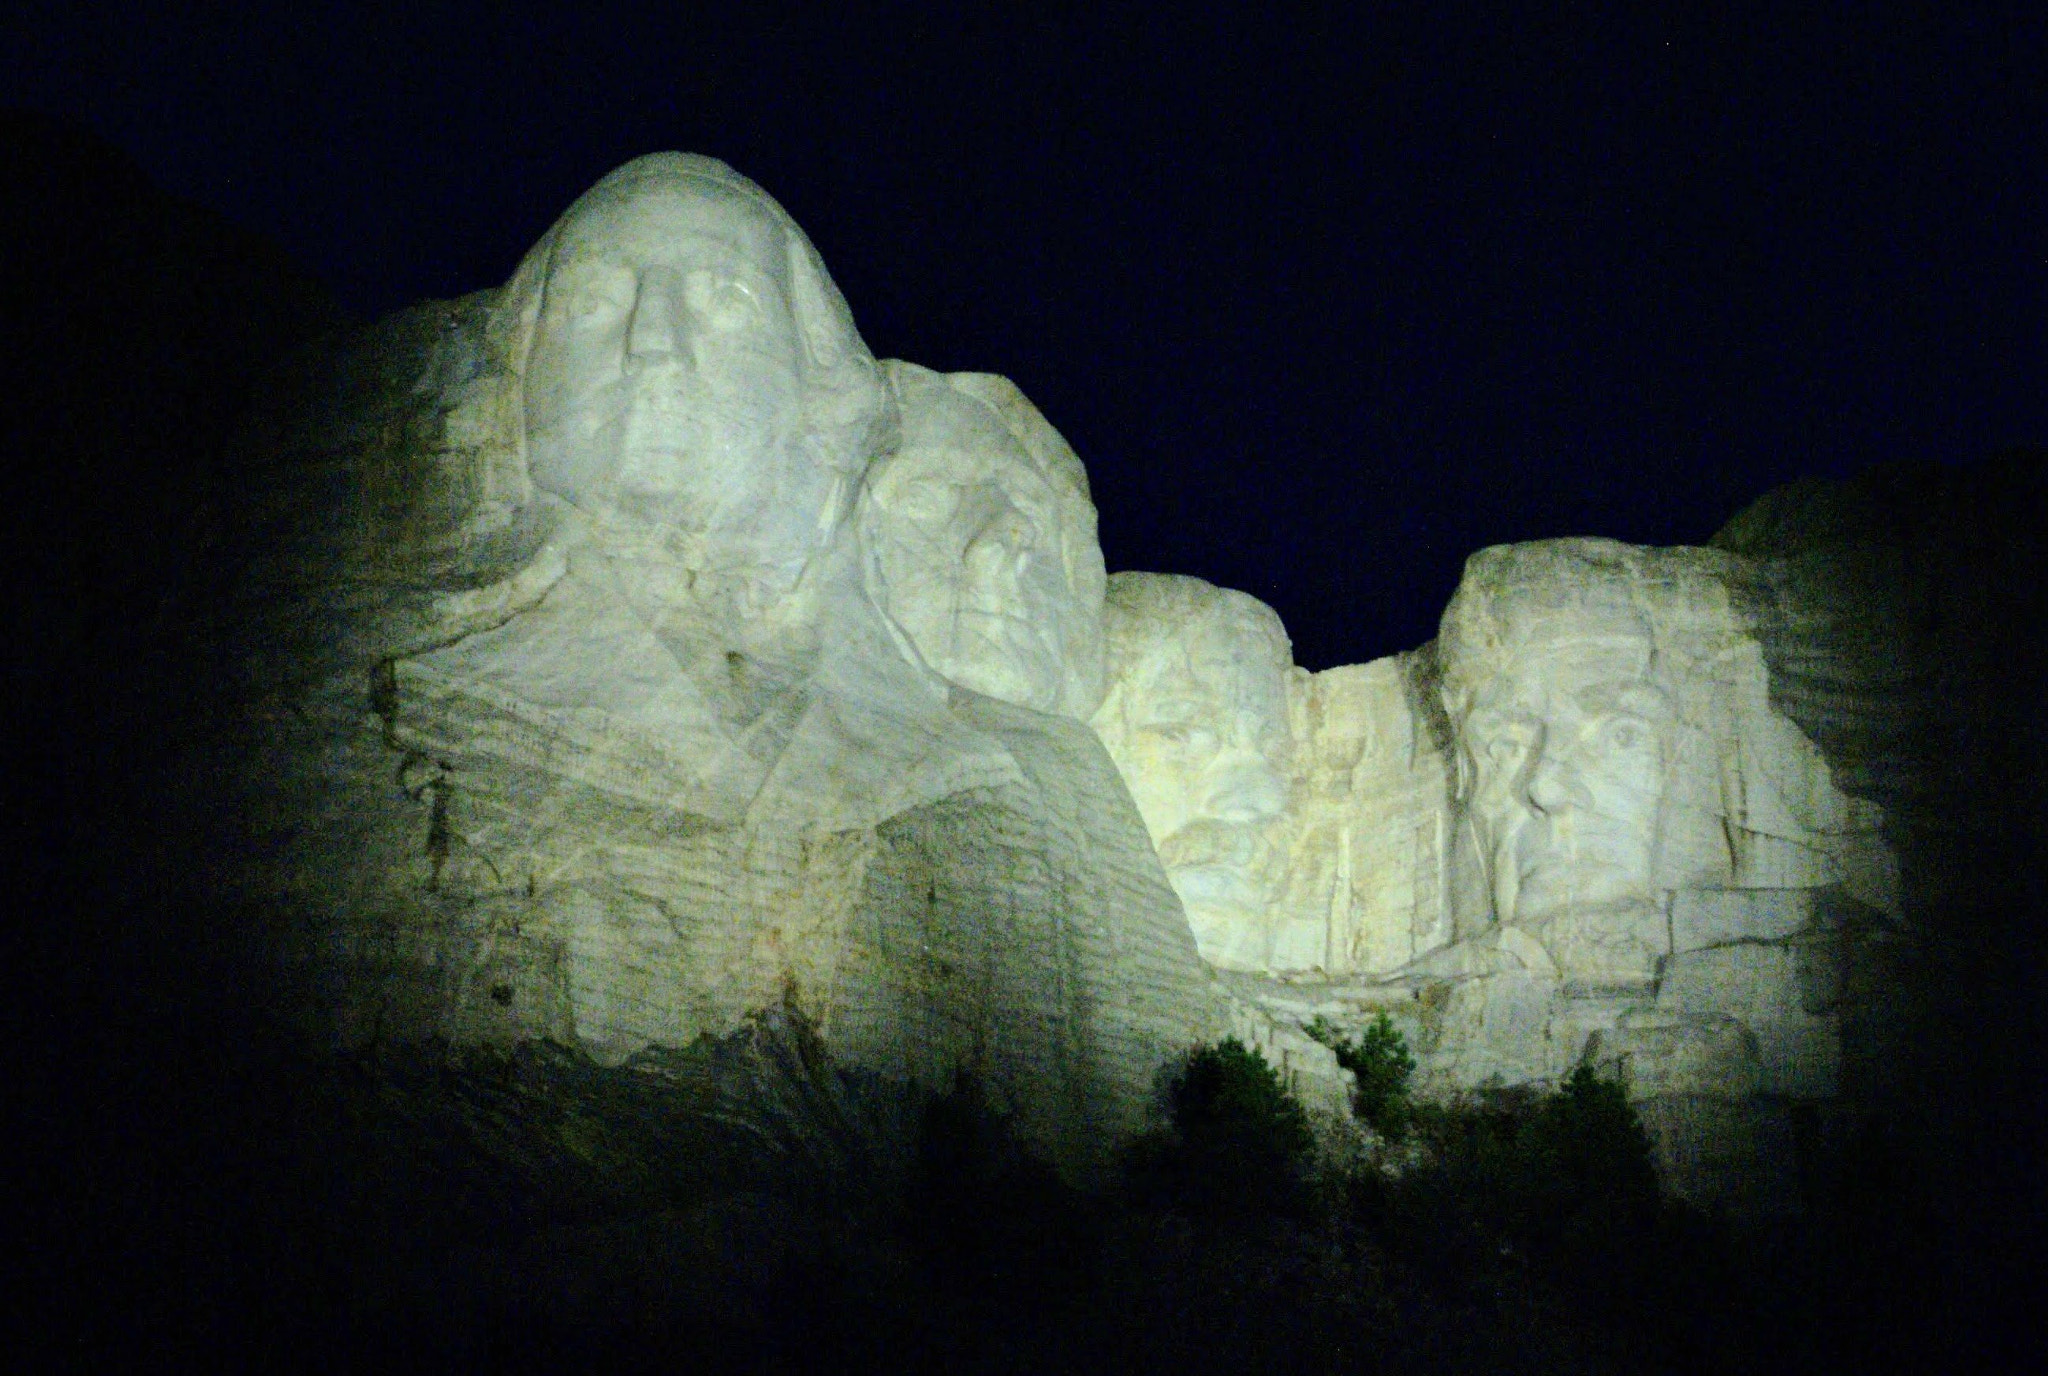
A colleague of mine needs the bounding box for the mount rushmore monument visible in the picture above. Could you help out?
[210,152,1968,1204]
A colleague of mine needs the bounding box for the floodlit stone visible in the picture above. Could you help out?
[1588,1010,1763,1100]
[1421,968,1573,1091]
[1658,944,1840,1097]
[1088,579,1460,979]
[1091,573,1296,969]
[1437,538,1895,979]
[1377,536,1900,1204]
[225,153,1228,1177]
[207,152,1931,1208]
[1280,655,1457,976]
[1668,889,1813,953]
[859,361,1106,718]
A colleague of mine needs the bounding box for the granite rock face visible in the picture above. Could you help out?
[216,154,1228,1178]
[200,148,1978,1207]
[1438,539,1896,947]
[1279,653,1458,977]
[859,361,1107,720]
[1088,538,1905,1212]
[1091,574,1297,970]
[1406,540,1893,1212]
[1090,580,1456,981]
[1708,460,2048,1237]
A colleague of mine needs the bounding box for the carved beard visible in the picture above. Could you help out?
[1482,804,1660,928]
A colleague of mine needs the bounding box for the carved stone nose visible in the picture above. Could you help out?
[625,273,689,360]
[964,506,1032,582]
[1524,751,1573,813]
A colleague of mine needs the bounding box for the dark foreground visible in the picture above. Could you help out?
[24,985,1975,1376]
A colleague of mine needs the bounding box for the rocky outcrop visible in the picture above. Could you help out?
[208,153,1232,1181]
[176,146,2029,1213]
[1098,538,1910,1214]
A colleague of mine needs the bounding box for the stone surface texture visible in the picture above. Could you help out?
[1088,580,1463,985]
[1280,654,1458,977]
[1371,539,1894,1211]
[219,153,1230,1178]
[1090,574,1297,970]
[859,360,1107,719]
[204,148,1961,1210]
[1436,538,1895,967]
[1086,538,1904,1213]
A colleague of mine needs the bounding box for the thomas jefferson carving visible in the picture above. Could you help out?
[859,361,1106,719]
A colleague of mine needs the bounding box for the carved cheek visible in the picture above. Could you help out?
[528,336,636,439]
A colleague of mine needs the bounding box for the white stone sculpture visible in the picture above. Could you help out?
[858,361,1106,718]
[225,153,1231,1177]
[1091,573,1296,969]
[1400,536,1902,1175]
[1084,575,1459,981]
[1437,537,1896,985]
[389,157,979,833]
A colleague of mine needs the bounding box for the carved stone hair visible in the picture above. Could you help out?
[1101,573,1292,679]
[446,152,895,546]
[1437,538,1752,723]
[1093,573,1295,758]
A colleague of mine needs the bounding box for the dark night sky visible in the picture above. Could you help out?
[8,5,2044,668]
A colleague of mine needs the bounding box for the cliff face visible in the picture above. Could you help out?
[197,272,1234,1181]
[1712,457,2048,1251]
[22,120,2038,1247]
[1713,458,2048,921]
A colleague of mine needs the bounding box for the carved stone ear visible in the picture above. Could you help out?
[785,230,846,371]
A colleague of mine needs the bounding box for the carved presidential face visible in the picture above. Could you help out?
[1097,581,1292,849]
[1094,578,1295,967]
[861,368,1106,717]
[1453,636,1671,930]
[521,173,832,576]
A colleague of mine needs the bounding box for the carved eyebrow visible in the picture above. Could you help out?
[1582,682,1671,717]
[543,264,635,314]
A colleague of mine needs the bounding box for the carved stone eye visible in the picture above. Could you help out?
[562,269,633,322]
[890,478,958,525]
[685,271,760,330]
